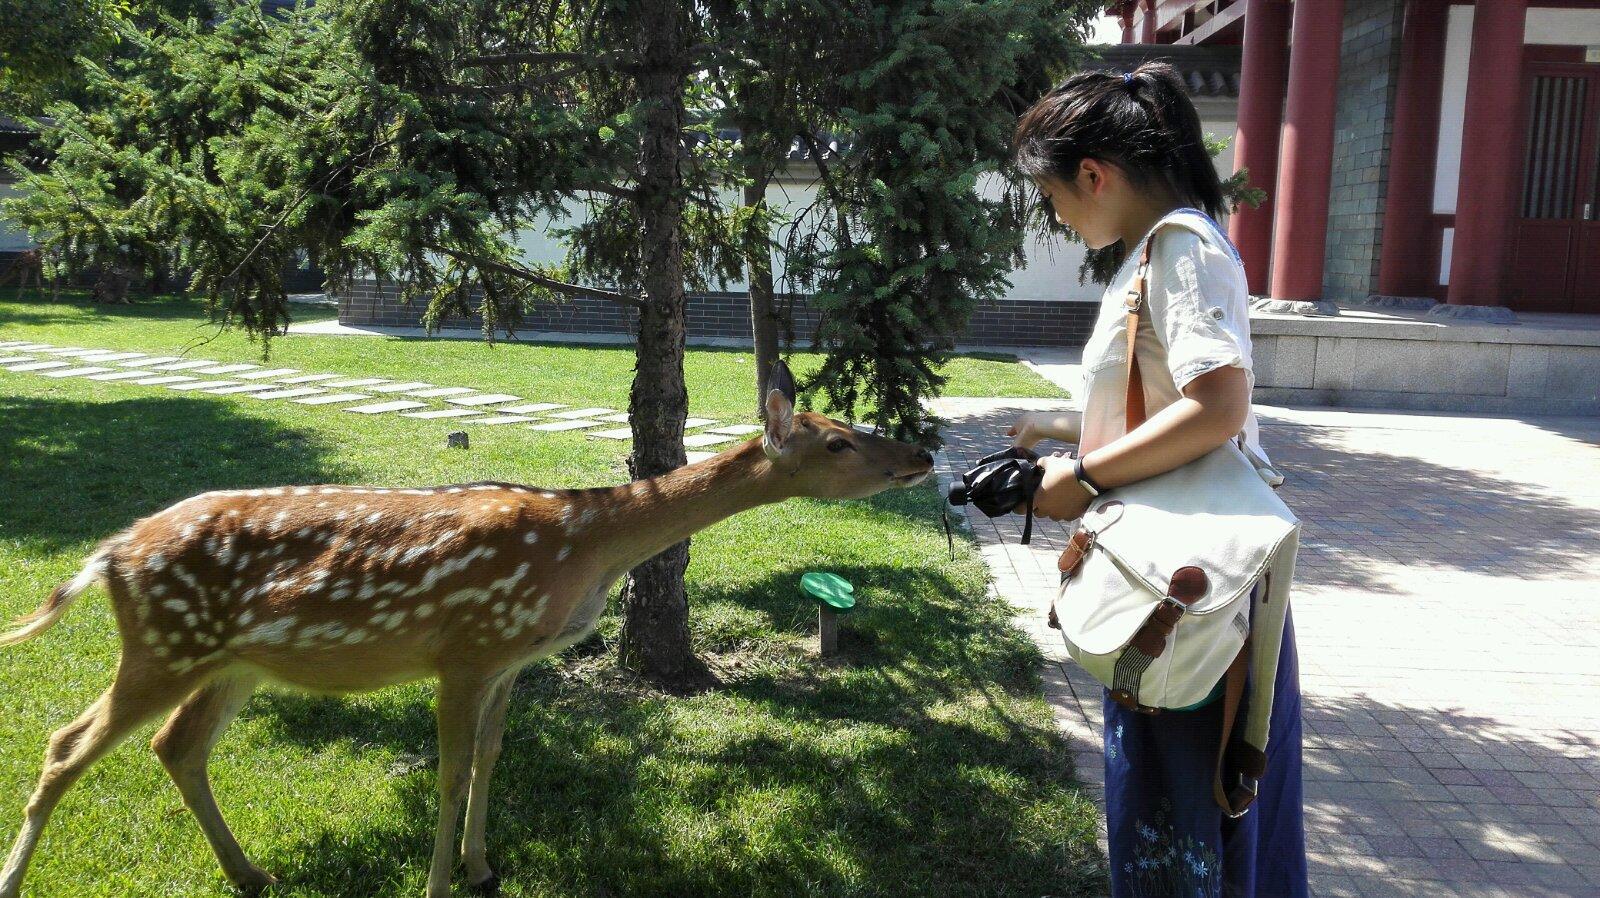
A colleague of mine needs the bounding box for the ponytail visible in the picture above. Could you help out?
[1012,61,1225,278]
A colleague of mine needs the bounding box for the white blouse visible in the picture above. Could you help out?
[1077,208,1267,461]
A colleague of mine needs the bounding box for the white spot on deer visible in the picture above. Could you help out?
[183,613,199,628]
[443,588,488,607]
[401,545,430,564]
[540,491,558,499]
[161,599,188,613]
[167,632,184,645]
[342,629,369,644]
[357,583,377,601]
[233,616,298,647]
[295,527,312,539]
[180,524,196,541]
[151,645,170,658]
[414,604,435,619]
[141,630,160,647]
[316,501,330,509]
[498,505,512,513]
[237,610,254,627]
[145,553,167,573]
[447,487,464,494]
[328,587,352,601]
[556,546,571,562]
[523,531,539,544]
[294,487,311,496]
[470,485,496,491]
[373,488,391,495]
[319,487,341,495]
[150,583,168,598]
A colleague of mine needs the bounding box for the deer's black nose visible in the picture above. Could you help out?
[916,448,934,466]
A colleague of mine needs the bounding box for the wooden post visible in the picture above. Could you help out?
[818,607,839,656]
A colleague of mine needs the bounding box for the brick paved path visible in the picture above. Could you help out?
[932,397,1600,898]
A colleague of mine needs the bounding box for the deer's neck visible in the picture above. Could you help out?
[585,440,784,573]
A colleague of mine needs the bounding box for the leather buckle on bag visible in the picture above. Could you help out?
[1225,776,1259,820]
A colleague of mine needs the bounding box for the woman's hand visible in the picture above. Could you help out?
[1007,410,1082,450]
[1015,452,1093,522]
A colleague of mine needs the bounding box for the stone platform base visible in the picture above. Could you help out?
[1252,307,1600,416]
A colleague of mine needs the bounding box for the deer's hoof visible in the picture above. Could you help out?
[469,873,501,896]
[230,866,277,895]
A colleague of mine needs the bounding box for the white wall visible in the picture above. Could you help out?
[510,115,1237,307]
[0,183,33,251]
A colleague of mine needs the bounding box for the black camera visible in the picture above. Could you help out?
[947,445,1048,544]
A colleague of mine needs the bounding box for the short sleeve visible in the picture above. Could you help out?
[1145,227,1251,391]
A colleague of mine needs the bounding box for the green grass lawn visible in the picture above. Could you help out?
[0,292,1100,897]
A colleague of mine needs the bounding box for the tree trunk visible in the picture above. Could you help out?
[744,170,782,419]
[616,0,706,689]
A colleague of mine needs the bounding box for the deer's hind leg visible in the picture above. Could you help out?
[462,670,517,892]
[0,653,204,898]
[151,672,271,894]
[428,673,496,898]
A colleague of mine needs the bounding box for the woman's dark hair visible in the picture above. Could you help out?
[1012,62,1225,279]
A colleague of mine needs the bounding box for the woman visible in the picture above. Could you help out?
[1006,63,1307,897]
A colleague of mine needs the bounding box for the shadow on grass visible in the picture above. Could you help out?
[244,562,1104,897]
[0,394,360,552]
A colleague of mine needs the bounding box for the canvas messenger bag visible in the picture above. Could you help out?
[1048,224,1301,817]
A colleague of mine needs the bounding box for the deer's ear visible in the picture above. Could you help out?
[763,388,794,460]
[768,359,796,406]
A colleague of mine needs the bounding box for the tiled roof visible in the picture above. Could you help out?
[1080,44,1241,99]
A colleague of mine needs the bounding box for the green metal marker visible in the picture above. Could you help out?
[801,572,854,655]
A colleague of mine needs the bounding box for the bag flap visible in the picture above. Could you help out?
[1080,443,1298,614]
[1055,549,1161,655]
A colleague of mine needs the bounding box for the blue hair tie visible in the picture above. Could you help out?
[1122,72,1134,84]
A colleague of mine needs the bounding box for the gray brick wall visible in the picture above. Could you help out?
[1323,0,1405,303]
[338,281,1098,349]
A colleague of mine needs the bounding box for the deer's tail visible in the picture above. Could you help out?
[0,548,110,647]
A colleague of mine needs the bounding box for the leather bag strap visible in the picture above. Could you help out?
[1122,234,1157,430]
[1213,638,1258,817]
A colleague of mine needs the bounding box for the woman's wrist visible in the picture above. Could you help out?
[1073,451,1109,496]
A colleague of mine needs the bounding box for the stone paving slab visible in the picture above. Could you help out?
[250,387,327,401]
[529,419,604,431]
[368,381,433,394]
[85,370,156,382]
[0,355,36,364]
[232,367,300,380]
[4,361,69,372]
[114,356,185,368]
[345,399,427,414]
[549,407,617,419]
[447,393,521,406]
[321,377,391,389]
[932,396,1600,898]
[401,408,483,420]
[150,359,218,372]
[194,363,261,375]
[40,366,116,378]
[499,402,566,414]
[133,375,197,386]
[590,427,634,440]
[293,392,371,405]
[468,415,536,425]
[408,386,477,399]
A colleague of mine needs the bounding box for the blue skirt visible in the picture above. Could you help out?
[1102,604,1307,897]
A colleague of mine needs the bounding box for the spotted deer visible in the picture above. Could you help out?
[0,363,934,898]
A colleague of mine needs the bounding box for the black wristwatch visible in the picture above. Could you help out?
[1074,455,1106,497]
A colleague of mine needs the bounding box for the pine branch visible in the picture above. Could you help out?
[424,244,645,308]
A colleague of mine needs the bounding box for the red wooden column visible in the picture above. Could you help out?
[1142,0,1157,44]
[1121,9,1135,44]
[1268,0,1346,301]
[1446,0,1529,306]
[1377,0,1449,298]
[1227,0,1292,295]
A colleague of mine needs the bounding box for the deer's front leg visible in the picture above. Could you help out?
[428,674,493,898]
[462,672,517,893]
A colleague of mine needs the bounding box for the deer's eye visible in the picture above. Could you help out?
[827,438,855,453]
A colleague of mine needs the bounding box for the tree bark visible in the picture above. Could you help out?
[744,169,781,419]
[616,0,706,688]
[91,264,134,304]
